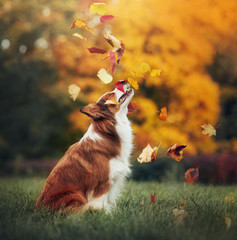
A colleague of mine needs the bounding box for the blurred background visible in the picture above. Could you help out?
[0,0,237,184]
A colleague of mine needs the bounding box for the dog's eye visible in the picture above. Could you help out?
[121,80,126,84]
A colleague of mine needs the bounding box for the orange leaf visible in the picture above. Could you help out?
[158,107,167,121]
[70,18,92,32]
[185,168,199,184]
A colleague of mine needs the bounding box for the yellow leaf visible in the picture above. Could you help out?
[137,143,158,163]
[201,123,216,137]
[104,100,119,105]
[68,84,81,101]
[139,62,151,73]
[70,18,92,32]
[150,69,162,77]
[130,71,144,78]
[97,68,113,84]
[127,77,139,90]
[224,217,231,230]
[225,196,234,202]
[72,33,87,41]
[89,3,107,15]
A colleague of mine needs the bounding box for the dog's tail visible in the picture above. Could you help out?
[35,188,87,211]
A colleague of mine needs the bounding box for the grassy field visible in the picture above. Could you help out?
[0,177,237,240]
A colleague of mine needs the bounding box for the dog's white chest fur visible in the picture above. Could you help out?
[108,114,133,206]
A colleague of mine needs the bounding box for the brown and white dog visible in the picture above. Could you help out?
[36,81,134,212]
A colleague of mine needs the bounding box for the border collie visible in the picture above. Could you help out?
[36,81,134,212]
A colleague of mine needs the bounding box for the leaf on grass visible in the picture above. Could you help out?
[137,143,159,163]
[179,200,187,209]
[87,47,107,54]
[97,68,113,84]
[201,123,216,137]
[151,193,156,204]
[70,18,92,32]
[100,15,115,23]
[128,102,137,114]
[150,69,162,77]
[167,144,187,161]
[104,100,119,105]
[127,77,139,90]
[109,50,116,72]
[185,168,199,184]
[72,33,87,41]
[224,217,231,230]
[173,208,188,224]
[139,62,151,73]
[158,107,167,121]
[140,200,145,206]
[89,3,107,15]
[225,196,234,202]
[115,80,128,93]
[68,84,81,101]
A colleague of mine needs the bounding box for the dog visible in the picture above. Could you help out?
[35,81,134,212]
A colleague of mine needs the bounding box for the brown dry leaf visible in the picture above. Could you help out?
[201,123,216,137]
[167,144,187,161]
[224,217,231,230]
[137,143,159,163]
[68,84,81,101]
[173,208,188,224]
[179,200,187,209]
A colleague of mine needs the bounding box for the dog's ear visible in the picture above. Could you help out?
[80,103,105,119]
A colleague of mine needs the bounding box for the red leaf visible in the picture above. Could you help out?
[88,47,107,54]
[185,168,199,184]
[151,193,156,204]
[167,144,187,161]
[115,80,128,93]
[100,15,115,23]
[109,50,116,72]
[128,102,137,114]
[116,43,125,64]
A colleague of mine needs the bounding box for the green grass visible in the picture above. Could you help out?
[0,178,237,240]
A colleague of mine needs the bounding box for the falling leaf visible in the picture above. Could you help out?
[158,107,167,121]
[115,80,128,93]
[150,69,162,77]
[70,18,92,32]
[179,200,187,209]
[109,50,116,72]
[130,71,144,78]
[137,143,158,163]
[104,32,122,49]
[72,33,87,41]
[87,47,107,54]
[151,193,156,204]
[224,217,231,230]
[100,15,115,23]
[173,208,188,224]
[104,100,119,105]
[201,123,216,137]
[167,144,187,161]
[128,102,137,114]
[97,68,113,84]
[185,168,199,184]
[139,62,151,73]
[68,84,81,101]
[127,78,139,90]
[116,43,125,64]
[225,196,234,202]
[89,3,107,15]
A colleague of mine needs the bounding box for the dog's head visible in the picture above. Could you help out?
[80,81,134,121]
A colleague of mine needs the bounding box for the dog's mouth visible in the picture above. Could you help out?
[118,89,132,104]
